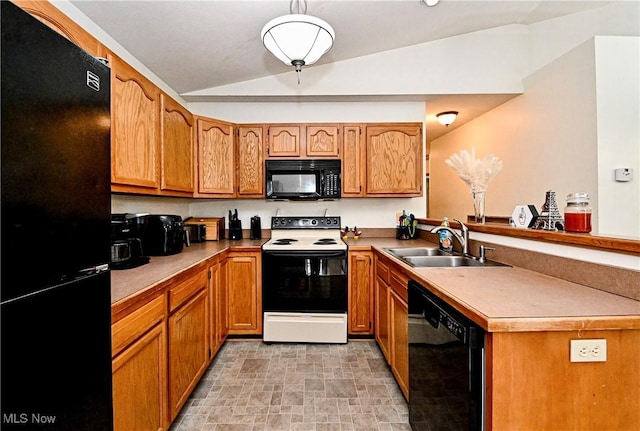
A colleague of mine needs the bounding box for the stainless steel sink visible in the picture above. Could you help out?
[402,255,510,268]
[385,247,510,268]
[384,247,446,257]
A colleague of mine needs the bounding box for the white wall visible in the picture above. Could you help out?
[595,37,640,238]
[429,39,599,226]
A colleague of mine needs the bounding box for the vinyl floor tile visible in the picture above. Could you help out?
[169,341,410,431]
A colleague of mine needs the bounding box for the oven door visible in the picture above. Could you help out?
[262,250,347,313]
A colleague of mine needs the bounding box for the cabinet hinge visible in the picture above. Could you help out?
[208,269,212,279]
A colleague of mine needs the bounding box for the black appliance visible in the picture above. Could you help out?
[1,3,113,430]
[262,216,347,343]
[184,223,207,243]
[265,160,341,200]
[250,215,262,240]
[408,280,486,431]
[111,213,150,269]
[130,214,185,256]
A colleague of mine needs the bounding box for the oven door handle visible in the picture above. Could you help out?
[262,250,346,258]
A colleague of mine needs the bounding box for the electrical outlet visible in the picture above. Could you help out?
[570,339,607,362]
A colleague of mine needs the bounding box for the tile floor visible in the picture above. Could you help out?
[169,340,411,431]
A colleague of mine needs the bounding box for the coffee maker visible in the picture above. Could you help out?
[110,214,150,269]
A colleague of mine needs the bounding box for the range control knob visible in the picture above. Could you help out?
[311,219,317,225]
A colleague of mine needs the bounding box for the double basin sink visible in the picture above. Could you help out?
[384,247,510,268]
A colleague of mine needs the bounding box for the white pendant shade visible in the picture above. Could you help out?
[261,14,335,67]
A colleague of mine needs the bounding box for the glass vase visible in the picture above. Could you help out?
[472,191,486,224]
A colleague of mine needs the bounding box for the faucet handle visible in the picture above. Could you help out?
[478,245,495,263]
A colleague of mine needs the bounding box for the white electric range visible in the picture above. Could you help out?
[261,216,348,344]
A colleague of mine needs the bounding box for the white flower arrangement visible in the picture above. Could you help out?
[445,148,503,193]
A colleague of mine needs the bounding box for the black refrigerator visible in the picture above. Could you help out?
[1,2,113,430]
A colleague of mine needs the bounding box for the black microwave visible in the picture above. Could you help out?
[265,160,341,200]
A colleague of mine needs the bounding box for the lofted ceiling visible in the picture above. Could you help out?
[70,0,612,141]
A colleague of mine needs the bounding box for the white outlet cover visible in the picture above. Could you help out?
[570,339,607,363]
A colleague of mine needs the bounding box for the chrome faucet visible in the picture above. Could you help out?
[430,219,470,256]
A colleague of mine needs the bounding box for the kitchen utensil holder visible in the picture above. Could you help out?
[229,220,243,240]
[396,225,418,240]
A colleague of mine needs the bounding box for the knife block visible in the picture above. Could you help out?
[229,220,243,240]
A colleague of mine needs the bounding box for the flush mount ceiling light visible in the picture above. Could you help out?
[261,0,335,84]
[420,0,441,6]
[436,111,458,127]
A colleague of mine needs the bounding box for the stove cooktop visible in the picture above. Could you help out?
[263,216,346,252]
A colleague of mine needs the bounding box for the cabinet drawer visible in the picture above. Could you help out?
[376,259,390,285]
[390,269,409,303]
[169,269,208,312]
[112,295,165,357]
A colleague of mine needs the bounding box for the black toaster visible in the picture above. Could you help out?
[184,223,207,243]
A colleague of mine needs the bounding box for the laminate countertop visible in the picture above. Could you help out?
[110,239,265,306]
[111,237,640,333]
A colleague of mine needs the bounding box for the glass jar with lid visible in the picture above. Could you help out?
[564,192,592,233]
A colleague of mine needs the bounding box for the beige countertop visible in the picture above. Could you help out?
[111,239,265,306]
[110,236,640,332]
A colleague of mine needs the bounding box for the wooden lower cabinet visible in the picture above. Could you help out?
[488,329,640,430]
[112,323,166,431]
[227,251,262,335]
[389,288,408,399]
[374,253,409,400]
[111,295,167,431]
[348,250,374,334]
[209,258,228,357]
[168,272,209,421]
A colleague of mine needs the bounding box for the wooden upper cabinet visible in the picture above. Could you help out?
[305,125,340,157]
[237,126,264,197]
[13,0,101,56]
[266,125,301,157]
[196,117,235,197]
[366,123,423,196]
[160,94,194,196]
[110,53,160,192]
[342,125,365,197]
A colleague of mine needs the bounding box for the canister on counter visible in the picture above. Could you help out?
[564,193,592,233]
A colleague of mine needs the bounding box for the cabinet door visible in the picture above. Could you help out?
[112,323,166,431]
[237,126,264,197]
[375,274,391,362]
[348,251,374,334]
[13,0,101,55]
[160,94,193,196]
[390,288,409,400]
[218,258,229,343]
[305,125,340,157]
[168,288,209,421]
[266,125,301,157]
[208,261,228,357]
[342,125,365,197]
[366,124,423,196]
[110,53,160,192]
[197,117,235,196]
[227,252,262,335]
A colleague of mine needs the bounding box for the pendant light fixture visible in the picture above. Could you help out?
[436,111,459,127]
[261,0,335,84]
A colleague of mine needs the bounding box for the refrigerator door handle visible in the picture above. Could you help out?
[80,264,110,276]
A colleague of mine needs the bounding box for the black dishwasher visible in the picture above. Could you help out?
[408,280,486,431]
